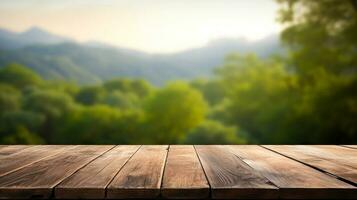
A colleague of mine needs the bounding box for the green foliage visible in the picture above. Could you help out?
[104,79,152,97]
[183,120,246,144]
[0,84,21,113]
[144,82,207,143]
[0,65,219,144]
[0,110,44,134]
[216,54,298,142]
[277,0,357,75]
[104,91,139,109]
[23,89,75,119]
[285,69,357,143]
[191,79,225,105]
[55,105,143,144]
[0,63,42,89]
[75,86,106,105]
[43,81,79,97]
[0,1,356,144]
[274,0,357,143]
[200,0,357,144]
[0,126,44,144]
[22,89,76,141]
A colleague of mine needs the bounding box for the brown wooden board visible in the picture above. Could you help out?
[161,145,209,199]
[0,145,113,199]
[264,145,357,184]
[343,145,357,149]
[0,145,356,199]
[0,145,33,157]
[55,145,140,199]
[107,145,168,199]
[228,145,357,199]
[195,145,278,199]
[302,145,357,168]
[0,145,74,177]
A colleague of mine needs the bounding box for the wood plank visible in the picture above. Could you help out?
[228,145,357,199]
[107,145,168,199]
[195,145,278,199]
[264,145,357,184]
[0,145,33,157]
[343,145,357,149]
[0,145,74,177]
[55,145,140,199]
[0,145,113,199]
[300,145,357,168]
[161,145,209,199]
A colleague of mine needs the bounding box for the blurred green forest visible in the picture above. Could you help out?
[0,0,356,144]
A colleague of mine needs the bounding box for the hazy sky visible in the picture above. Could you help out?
[0,0,282,53]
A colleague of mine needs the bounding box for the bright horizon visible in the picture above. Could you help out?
[0,0,282,53]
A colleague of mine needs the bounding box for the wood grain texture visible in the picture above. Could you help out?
[229,145,357,199]
[55,145,140,199]
[0,145,73,177]
[107,145,168,199]
[0,145,356,199]
[161,145,209,199]
[343,145,357,149]
[0,145,33,157]
[195,145,278,199]
[264,145,357,184]
[0,145,113,199]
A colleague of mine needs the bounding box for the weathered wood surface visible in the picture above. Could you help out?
[161,145,209,199]
[264,145,357,184]
[55,145,140,199]
[0,145,73,177]
[0,145,356,199]
[195,145,278,199]
[343,145,357,149]
[0,145,32,157]
[107,145,168,199]
[0,145,113,199]
[228,145,356,199]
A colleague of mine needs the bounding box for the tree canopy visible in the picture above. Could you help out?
[0,0,356,144]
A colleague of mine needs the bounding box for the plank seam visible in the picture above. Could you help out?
[104,145,142,198]
[260,145,357,187]
[193,145,212,199]
[0,145,34,156]
[0,145,78,178]
[226,146,279,189]
[51,145,117,199]
[158,145,170,199]
[340,145,357,150]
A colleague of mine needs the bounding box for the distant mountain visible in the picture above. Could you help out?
[0,27,282,85]
[0,27,72,50]
[153,35,282,78]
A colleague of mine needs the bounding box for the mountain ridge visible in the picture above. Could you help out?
[0,27,282,85]
[0,26,73,50]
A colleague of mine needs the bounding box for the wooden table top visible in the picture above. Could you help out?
[0,145,356,199]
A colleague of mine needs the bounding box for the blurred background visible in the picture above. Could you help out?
[0,0,356,144]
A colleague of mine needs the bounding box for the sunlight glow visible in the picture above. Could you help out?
[0,0,282,53]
